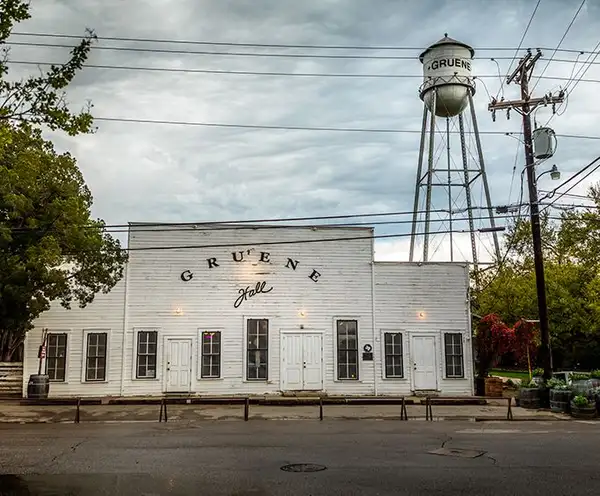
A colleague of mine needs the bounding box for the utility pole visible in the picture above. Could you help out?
[488,49,564,382]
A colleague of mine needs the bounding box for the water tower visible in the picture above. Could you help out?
[408,35,501,270]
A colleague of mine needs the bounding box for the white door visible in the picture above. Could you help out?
[281,333,323,391]
[282,334,303,390]
[412,336,437,390]
[302,334,323,390]
[166,339,192,393]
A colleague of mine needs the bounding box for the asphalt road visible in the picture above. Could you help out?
[1,420,599,495]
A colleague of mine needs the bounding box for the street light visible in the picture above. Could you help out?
[536,164,560,182]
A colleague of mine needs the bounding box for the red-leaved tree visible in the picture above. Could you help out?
[512,319,539,369]
[476,314,540,378]
[475,314,515,378]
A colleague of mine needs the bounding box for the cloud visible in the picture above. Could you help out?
[5,0,600,262]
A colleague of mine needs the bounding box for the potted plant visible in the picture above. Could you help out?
[570,394,597,419]
[548,378,572,414]
[592,387,600,416]
[532,367,544,383]
[589,370,600,389]
[571,372,593,396]
[519,380,541,409]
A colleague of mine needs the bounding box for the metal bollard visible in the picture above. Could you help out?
[159,398,168,423]
[507,397,514,420]
[425,396,433,421]
[319,397,323,421]
[74,398,81,424]
[400,397,408,420]
[244,397,249,421]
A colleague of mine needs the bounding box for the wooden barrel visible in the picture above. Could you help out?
[549,389,571,413]
[519,387,541,409]
[570,402,597,419]
[26,374,49,399]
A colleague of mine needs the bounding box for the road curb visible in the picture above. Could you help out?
[0,415,572,424]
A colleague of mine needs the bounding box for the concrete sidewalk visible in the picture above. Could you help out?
[0,401,571,423]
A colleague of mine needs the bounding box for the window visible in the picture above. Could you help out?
[85,332,107,382]
[246,319,268,380]
[337,320,358,380]
[46,333,67,382]
[201,331,221,378]
[384,332,404,378]
[444,333,464,378]
[136,330,157,379]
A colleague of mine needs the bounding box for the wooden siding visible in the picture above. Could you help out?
[22,279,126,397]
[373,262,473,396]
[24,225,376,397]
[0,362,23,396]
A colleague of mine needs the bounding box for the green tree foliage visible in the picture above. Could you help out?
[1,0,96,134]
[0,124,128,360]
[473,191,600,369]
[0,1,127,360]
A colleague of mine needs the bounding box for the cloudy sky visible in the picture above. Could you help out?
[5,0,600,263]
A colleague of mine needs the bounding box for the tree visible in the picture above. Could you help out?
[475,314,514,379]
[0,123,128,360]
[1,0,96,134]
[0,1,126,360]
[472,190,600,369]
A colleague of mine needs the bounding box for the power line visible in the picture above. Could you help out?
[540,158,600,212]
[9,32,596,53]
[84,116,600,140]
[8,60,600,83]
[538,156,600,203]
[112,228,511,253]
[531,0,586,92]
[9,213,521,237]
[543,40,600,128]
[539,190,592,201]
[10,204,530,233]
[498,0,541,99]
[5,40,598,60]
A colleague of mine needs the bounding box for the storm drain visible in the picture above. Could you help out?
[428,447,486,459]
[280,464,327,473]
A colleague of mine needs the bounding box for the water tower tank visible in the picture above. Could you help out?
[419,35,476,118]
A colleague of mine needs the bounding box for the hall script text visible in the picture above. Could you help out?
[234,281,273,309]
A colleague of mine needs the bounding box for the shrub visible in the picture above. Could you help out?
[590,370,600,379]
[572,395,592,407]
[533,368,544,377]
[571,372,591,381]
[521,380,539,389]
[547,378,569,390]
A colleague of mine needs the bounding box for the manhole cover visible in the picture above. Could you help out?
[428,447,486,459]
[280,463,327,473]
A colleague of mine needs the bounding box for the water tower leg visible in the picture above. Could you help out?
[423,89,437,262]
[446,117,453,262]
[458,113,479,275]
[409,103,430,262]
[468,92,501,261]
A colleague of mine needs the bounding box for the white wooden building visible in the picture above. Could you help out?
[22,224,474,398]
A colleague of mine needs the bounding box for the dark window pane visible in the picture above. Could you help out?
[444,333,464,378]
[384,333,403,378]
[136,331,158,379]
[46,333,68,382]
[336,320,359,380]
[201,331,221,378]
[246,320,268,381]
